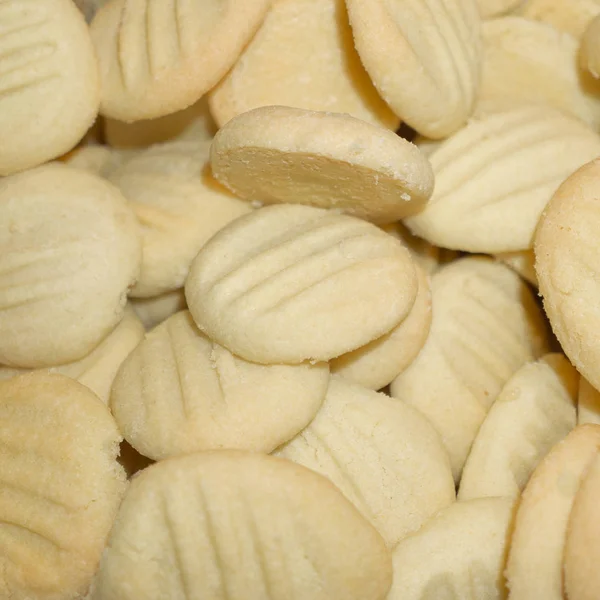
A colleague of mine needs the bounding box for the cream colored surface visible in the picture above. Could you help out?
[74,0,109,22]
[0,0,100,175]
[210,106,434,224]
[581,14,600,77]
[185,204,418,365]
[109,139,251,297]
[391,257,549,480]
[459,354,578,500]
[477,0,524,17]
[405,106,600,253]
[91,0,270,121]
[209,0,397,130]
[381,222,441,274]
[131,289,187,330]
[346,0,481,138]
[578,376,600,425]
[91,451,393,600]
[495,250,538,287]
[111,311,329,460]
[0,373,126,600]
[66,145,138,178]
[535,158,600,394]
[275,377,455,547]
[0,164,141,368]
[518,0,600,38]
[387,498,515,600]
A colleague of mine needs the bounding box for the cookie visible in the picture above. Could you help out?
[578,376,600,425]
[495,250,538,287]
[476,0,525,17]
[581,14,600,77]
[381,222,442,274]
[131,289,187,330]
[518,0,600,38]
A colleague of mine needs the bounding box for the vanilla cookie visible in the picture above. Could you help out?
[0,164,141,368]
[506,424,600,600]
[91,0,270,122]
[0,0,100,175]
[477,0,525,17]
[209,0,397,130]
[66,145,138,178]
[387,498,515,600]
[185,204,418,365]
[275,377,455,547]
[405,106,600,253]
[131,289,187,330]
[459,354,578,500]
[345,0,481,138]
[91,451,392,600]
[581,14,600,77]
[495,250,538,287]
[210,106,434,224]
[391,257,549,480]
[578,376,600,425]
[518,0,600,38]
[0,373,126,600]
[381,222,442,274]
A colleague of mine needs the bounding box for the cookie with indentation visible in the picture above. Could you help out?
[91,451,392,600]
[387,498,515,600]
[477,0,525,18]
[109,139,251,297]
[506,424,600,600]
[185,204,418,365]
[275,377,455,547]
[495,250,538,286]
[0,0,100,175]
[131,289,187,330]
[578,376,600,425]
[581,13,600,77]
[0,372,126,600]
[345,0,481,138]
[459,354,578,500]
[209,0,397,130]
[405,106,600,253]
[210,106,434,224]
[518,0,600,38]
[0,163,141,368]
[391,257,550,480]
[91,0,270,122]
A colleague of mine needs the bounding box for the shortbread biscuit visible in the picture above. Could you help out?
[0,373,126,600]
[91,451,393,600]
[405,106,600,253]
[210,106,434,224]
[535,158,600,393]
[387,498,515,600]
[185,204,418,365]
[578,376,600,425]
[477,0,525,18]
[208,0,397,130]
[275,377,455,547]
[111,311,329,460]
[0,164,141,368]
[518,0,600,38]
[391,257,549,480]
[345,0,481,138]
[495,250,538,286]
[131,289,187,330]
[109,139,251,297]
[506,424,600,600]
[459,354,578,500]
[381,222,441,275]
[0,0,100,175]
[331,264,431,390]
[91,0,270,122]
[581,14,600,77]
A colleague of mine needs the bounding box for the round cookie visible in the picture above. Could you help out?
[518,0,600,38]
[0,163,141,368]
[111,310,329,460]
[578,376,600,425]
[275,377,455,547]
[210,106,434,224]
[185,204,418,365]
[91,451,393,600]
[0,372,126,600]
[131,289,187,330]
[90,0,270,122]
[345,0,481,138]
[581,14,600,77]
[208,0,397,130]
[0,0,100,175]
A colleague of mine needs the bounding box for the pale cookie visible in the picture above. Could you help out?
[0,0,100,175]
[210,106,434,224]
[91,451,393,600]
[477,17,600,127]
[275,377,455,547]
[477,0,525,18]
[518,0,600,38]
[331,264,431,390]
[506,424,600,600]
[391,257,549,480]
[91,0,270,122]
[345,0,481,138]
[581,14,600,77]
[578,376,600,425]
[111,310,329,460]
[387,498,516,600]
[535,158,600,394]
[495,250,538,287]
[458,354,578,500]
[0,373,126,600]
[185,204,418,365]
[208,0,397,130]
[0,163,141,368]
[381,222,442,275]
[564,452,600,600]
[66,145,138,178]
[131,289,187,330]
[109,139,251,297]
[404,106,600,253]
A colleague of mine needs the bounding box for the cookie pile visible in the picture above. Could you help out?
[1,0,600,598]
